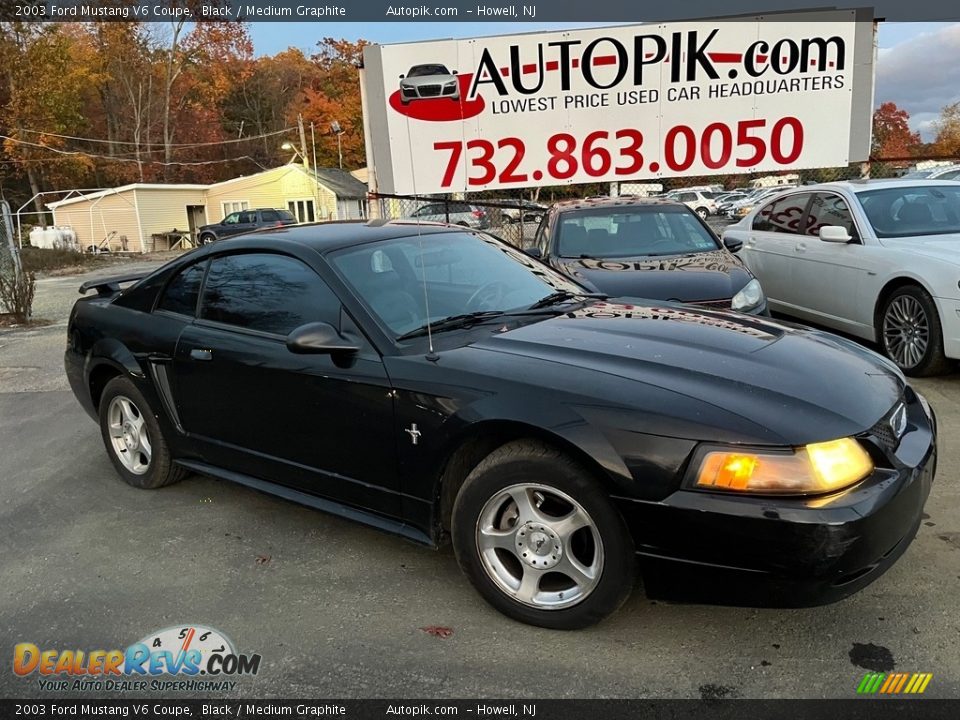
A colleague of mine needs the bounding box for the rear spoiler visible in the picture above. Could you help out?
[78,273,147,296]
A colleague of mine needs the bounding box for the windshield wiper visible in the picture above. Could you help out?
[395,311,505,341]
[526,290,607,310]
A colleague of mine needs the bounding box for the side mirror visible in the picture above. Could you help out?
[723,237,743,253]
[286,322,359,355]
[818,225,852,243]
[452,70,458,75]
[524,247,543,259]
[398,74,405,79]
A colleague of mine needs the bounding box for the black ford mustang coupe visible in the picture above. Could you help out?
[66,221,936,629]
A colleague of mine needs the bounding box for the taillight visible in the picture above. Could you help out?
[275,221,283,227]
[472,209,485,218]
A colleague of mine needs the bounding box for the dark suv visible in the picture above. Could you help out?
[526,196,767,314]
[198,208,298,244]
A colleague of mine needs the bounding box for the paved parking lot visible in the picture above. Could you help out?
[1,263,958,699]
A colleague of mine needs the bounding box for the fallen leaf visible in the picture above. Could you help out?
[420,626,454,639]
[255,554,272,566]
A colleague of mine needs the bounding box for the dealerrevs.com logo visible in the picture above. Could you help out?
[13,624,261,692]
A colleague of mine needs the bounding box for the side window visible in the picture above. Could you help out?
[753,193,812,234]
[200,253,340,335]
[805,193,859,240]
[260,210,280,222]
[223,213,240,225]
[157,262,206,316]
[238,211,256,224]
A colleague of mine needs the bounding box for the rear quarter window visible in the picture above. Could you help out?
[156,262,207,316]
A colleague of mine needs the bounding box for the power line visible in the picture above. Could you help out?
[0,135,268,169]
[13,126,296,150]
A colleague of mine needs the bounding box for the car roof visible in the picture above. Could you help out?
[550,196,687,212]
[229,219,463,252]
[785,178,960,194]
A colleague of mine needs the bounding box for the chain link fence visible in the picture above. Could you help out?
[370,156,960,246]
[0,199,35,324]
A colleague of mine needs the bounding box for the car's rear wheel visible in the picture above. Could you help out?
[880,286,952,377]
[98,376,186,489]
[695,206,709,219]
[452,440,635,629]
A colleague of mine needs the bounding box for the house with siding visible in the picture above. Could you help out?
[46,164,368,253]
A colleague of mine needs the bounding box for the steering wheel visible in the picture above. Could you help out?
[466,281,510,311]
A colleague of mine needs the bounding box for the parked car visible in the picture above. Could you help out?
[399,64,460,104]
[501,199,548,223]
[901,164,960,180]
[408,201,489,228]
[528,196,766,314]
[198,208,297,245]
[67,221,934,629]
[722,179,960,376]
[664,190,717,219]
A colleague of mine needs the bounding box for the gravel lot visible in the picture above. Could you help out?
[1,261,958,700]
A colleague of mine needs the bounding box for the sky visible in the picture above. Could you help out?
[248,21,960,140]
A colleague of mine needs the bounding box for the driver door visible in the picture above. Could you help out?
[171,250,401,517]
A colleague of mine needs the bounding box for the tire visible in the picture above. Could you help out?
[98,376,186,489]
[879,286,952,377]
[695,207,709,220]
[452,440,635,629]
[199,233,215,245]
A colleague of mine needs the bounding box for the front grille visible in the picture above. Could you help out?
[418,85,442,97]
[442,84,457,95]
[691,298,731,310]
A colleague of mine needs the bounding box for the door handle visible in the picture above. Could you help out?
[189,348,213,361]
[795,242,806,253]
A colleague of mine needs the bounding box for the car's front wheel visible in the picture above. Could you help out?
[452,440,635,629]
[98,376,186,489]
[695,206,709,219]
[880,286,952,376]
[199,233,215,245]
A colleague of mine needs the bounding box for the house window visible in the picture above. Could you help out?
[222,200,249,216]
[288,199,316,223]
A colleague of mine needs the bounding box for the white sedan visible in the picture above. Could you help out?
[722,179,960,376]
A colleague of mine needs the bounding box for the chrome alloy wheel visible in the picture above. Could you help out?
[883,295,930,369]
[475,483,603,610]
[107,395,152,475]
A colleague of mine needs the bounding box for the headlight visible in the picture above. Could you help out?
[444,80,457,88]
[731,278,764,312]
[693,438,873,495]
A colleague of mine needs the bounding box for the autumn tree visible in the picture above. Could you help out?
[932,102,960,157]
[300,38,368,170]
[871,102,919,160]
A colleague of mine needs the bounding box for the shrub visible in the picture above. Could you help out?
[0,268,36,323]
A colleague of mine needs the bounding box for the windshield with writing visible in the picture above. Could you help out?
[556,206,719,258]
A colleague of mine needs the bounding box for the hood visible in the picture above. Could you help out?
[878,234,960,265]
[470,300,904,445]
[555,250,753,302]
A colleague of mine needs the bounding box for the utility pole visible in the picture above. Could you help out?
[297,114,310,170]
[311,122,322,220]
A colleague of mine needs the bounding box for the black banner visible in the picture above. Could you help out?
[2,700,960,720]
[2,0,959,22]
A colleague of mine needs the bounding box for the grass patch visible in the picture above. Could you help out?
[19,247,129,276]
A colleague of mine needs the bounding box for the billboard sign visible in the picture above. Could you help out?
[361,10,875,195]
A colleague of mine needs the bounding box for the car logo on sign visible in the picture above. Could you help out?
[889,403,908,440]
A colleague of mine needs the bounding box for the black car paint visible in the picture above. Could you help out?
[534,197,766,313]
[65,222,935,604]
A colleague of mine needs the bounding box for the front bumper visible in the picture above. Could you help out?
[615,389,936,606]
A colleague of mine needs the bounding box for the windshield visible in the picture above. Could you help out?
[556,206,719,258]
[330,232,583,337]
[857,185,960,238]
[408,64,449,77]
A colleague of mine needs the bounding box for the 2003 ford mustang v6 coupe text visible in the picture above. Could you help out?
[65,221,936,629]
